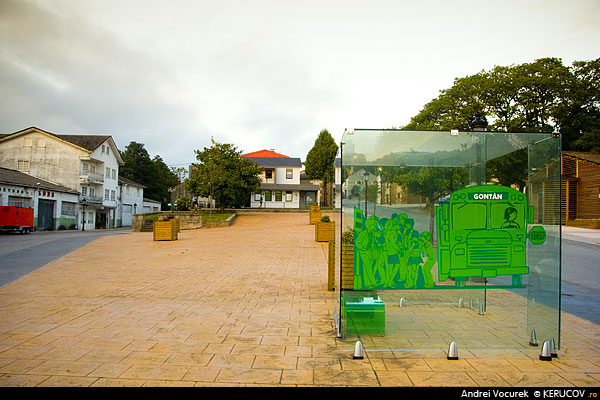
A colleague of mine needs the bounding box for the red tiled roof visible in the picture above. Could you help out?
[241,149,289,158]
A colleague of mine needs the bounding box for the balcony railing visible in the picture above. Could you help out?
[80,195,103,204]
[79,171,104,184]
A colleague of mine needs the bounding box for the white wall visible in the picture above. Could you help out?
[90,140,120,209]
[274,167,301,185]
[250,190,300,208]
[0,130,84,192]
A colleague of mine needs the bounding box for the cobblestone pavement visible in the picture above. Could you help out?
[0,213,598,387]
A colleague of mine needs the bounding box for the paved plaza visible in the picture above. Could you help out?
[0,213,599,387]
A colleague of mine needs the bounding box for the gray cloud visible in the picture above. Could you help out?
[1,0,599,166]
[0,0,207,164]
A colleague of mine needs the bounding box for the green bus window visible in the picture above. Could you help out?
[452,203,486,230]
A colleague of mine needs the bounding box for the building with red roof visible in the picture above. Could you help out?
[242,150,320,208]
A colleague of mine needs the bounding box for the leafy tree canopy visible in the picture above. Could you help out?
[186,142,262,210]
[380,166,469,232]
[404,57,600,150]
[305,129,339,184]
[120,141,179,208]
[402,57,600,189]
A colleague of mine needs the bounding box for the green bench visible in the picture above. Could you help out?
[341,291,385,335]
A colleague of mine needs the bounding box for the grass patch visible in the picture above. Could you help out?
[202,212,233,221]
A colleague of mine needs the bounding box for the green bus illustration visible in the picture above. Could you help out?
[436,185,544,287]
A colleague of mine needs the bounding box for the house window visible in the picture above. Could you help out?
[286,192,292,202]
[37,138,46,147]
[265,170,273,179]
[89,188,95,197]
[254,193,261,201]
[23,138,32,147]
[90,165,96,174]
[275,191,282,201]
[106,167,110,178]
[265,191,272,201]
[111,190,115,201]
[83,163,89,174]
[17,160,30,172]
[105,189,109,200]
[286,169,293,179]
[61,202,77,217]
[101,145,105,154]
[106,146,110,156]
[112,169,116,180]
[81,186,88,196]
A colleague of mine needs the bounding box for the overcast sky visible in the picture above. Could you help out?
[1,0,599,168]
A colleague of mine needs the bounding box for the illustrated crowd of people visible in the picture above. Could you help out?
[355,211,436,289]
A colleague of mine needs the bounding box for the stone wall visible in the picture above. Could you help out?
[132,211,238,231]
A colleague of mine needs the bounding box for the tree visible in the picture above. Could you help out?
[403,57,600,189]
[152,155,180,207]
[186,142,262,211]
[119,141,155,184]
[120,141,179,209]
[304,129,339,206]
[175,196,193,211]
[380,166,468,233]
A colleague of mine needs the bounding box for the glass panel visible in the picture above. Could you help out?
[338,129,561,356]
[526,135,562,349]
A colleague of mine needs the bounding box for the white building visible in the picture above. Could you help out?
[0,167,80,231]
[334,157,342,209]
[0,127,124,230]
[242,150,320,209]
[118,176,146,227]
[142,198,162,214]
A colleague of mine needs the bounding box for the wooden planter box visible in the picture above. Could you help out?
[153,219,178,241]
[309,205,321,225]
[341,243,354,290]
[315,220,335,242]
[327,240,335,291]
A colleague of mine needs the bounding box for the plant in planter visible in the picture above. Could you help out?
[315,215,335,242]
[309,202,321,225]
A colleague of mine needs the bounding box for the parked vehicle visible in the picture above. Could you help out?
[0,206,34,234]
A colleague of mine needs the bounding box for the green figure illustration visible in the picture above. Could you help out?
[395,213,408,283]
[501,206,520,228]
[400,218,415,285]
[420,232,436,288]
[405,227,422,289]
[372,216,386,285]
[355,216,378,288]
[350,185,545,291]
[352,207,436,290]
[383,219,401,288]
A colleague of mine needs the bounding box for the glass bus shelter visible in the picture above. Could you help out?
[337,129,561,356]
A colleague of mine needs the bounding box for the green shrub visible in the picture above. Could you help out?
[320,215,331,223]
[341,229,354,244]
[176,196,193,211]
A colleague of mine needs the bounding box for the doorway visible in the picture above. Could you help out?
[37,199,54,231]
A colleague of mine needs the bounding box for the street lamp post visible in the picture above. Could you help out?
[363,171,368,218]
[81,197,88,232]
[468,113,489,307]
[469,114,488,186]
